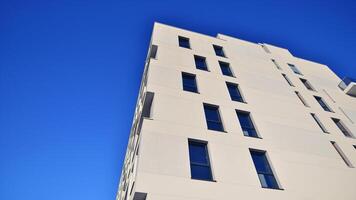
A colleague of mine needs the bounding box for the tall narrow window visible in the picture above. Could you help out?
[282,74,294,86]
[271,59,281,70]
[182,72,198,93]
[236,110,259,138]
[330,141,354,168]
[300,78,316,91]
[203,104,224,132]
[213,45,226,57]
[311,113,328,133]
[188,140,213,181]
[295,91,309,107]
[288,63,302,75]
[194,55,208,71]
[250,149,281,189]
[226,82,244,102]
[314,96,333,112]
[332,118,353,138]
[219,61,234,77]
[178,36,190,49]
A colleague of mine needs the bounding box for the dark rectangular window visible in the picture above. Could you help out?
[250,149,280,189]
[295,91,309,107]
[331,141,354,168]
[213,45,226,57]
[271,59,281,70]
[149,45,158,59]
[282,74,294,86]
[194,55,208,71]
[311,113,328,133]
[353,145,356,150]
[188,140,213,181]
[332,118,353,138]
[300,78,315,91]
[288,64,302,75]
[314,96,332,112]
[182,72,198,93]
[203,104,224,132]
[226,82,244,102]
[178,36,190,49]
[219,61,234,77]
[236,110,259,138]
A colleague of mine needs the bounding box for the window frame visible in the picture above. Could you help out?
[288,63,303,75]
[271,59,281,70]
[295,91,309,107]
[219,61,234,77]
[226,82,245,103]
[194,55,209,71]
[188,139,214,181]
[314,96,333,112]
[181,72,198,93]
[236,110,260,138]
[331,118,354,138]
[203,103,225,132]
[249,149,282,190]
[300,78,316,91]
[330,141,354,168]
[282,73,294,87]
[310,113,328,133]
[213,44,226,57]
[178,36,191,49]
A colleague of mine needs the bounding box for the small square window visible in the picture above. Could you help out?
[194,55,208,71]
[213,45,226,57]
[178,36,190,49]
[219,61,234,77]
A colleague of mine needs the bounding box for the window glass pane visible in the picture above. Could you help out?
[188,143,208,164]
[237,111,258,137]
[204,104,224,131]
[194,55,208,70]
[190,165,212,180]
[251,151,272,174]
[178,36,190,48]
[227,83,243,102]
[259,174,279,189]
[301,78,314,91]
[250,150,280,189]
[189,141,213,180]
[213,45,225,57]
[288,64,302,75]
[315,96,332,112]
[332,118,352,137]
[219,61,233,76]
[182,73,197,93]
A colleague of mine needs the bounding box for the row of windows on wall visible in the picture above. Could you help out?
[188,139,281,189]
[279,66,354,138]
[179,36,226,57]
[189,138,354,189]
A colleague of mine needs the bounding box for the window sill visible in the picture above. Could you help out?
[191,178,217,182]
[261,186,284,191]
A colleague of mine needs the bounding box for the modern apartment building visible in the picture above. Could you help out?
[116,22,356,200]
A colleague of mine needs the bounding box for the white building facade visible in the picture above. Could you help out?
[116,23,356,200]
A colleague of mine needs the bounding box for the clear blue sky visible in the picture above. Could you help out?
[0,0,355,199]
